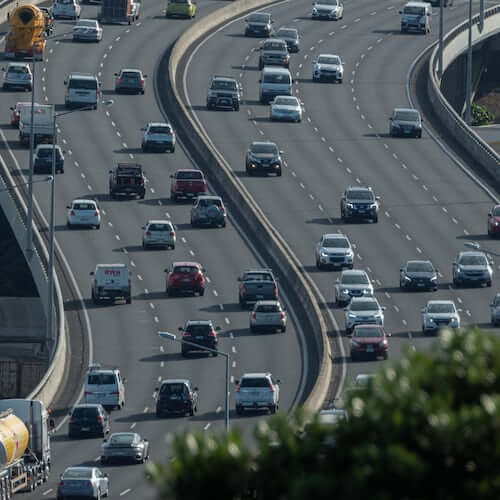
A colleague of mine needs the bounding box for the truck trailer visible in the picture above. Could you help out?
[19,104,54,146]
[99,0,140,24]
[0,399,52,500]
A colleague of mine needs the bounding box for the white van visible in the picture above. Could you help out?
[84,364,125,410]
[400,2,432,34]
[64,72,100,109]
[259,66,293,104]
[52,0,81,19]
[90,263,132,304]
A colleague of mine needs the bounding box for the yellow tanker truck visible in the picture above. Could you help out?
[4,4,47,61]
[0,400,52,500]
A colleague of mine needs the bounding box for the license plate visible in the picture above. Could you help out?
[256,295,264,299]
[183,278,191,282]
[417,283,425,287]
[82,427,90,431]
[195,336,203,340]
[366,346,374,352]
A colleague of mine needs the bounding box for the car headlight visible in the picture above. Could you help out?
[404,275,412,282]
[321,251,328,257]
[348,313,356,318]
[346,202,354,208]
[351,340,360,347]
[456,266,463,273]
[312,8,317,13]
[392,123,401,128]
[451,318,458,325]
[370,203,377,209]
[340,288,349,295]
[430,276,437,281]
[428,318,434,323]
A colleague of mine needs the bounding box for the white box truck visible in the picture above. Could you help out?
[19,104,54,147]
[91,264,132,304]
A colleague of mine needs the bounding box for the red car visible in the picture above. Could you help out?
[350,324,390,361]
[165,261,206,296]
[487,205,500,237]
[170,169,207,202]
[10,102,31,128]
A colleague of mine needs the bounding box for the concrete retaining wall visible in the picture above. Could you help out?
[163,0,332,411]
[428,5,500,178]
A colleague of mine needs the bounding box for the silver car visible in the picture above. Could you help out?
[335,269,373,306]
[344,297,385,335]
[422,300,461,334]
[190,195,227,228]
[312,54,344,82]
[141,121,175,152]
[318,408,348,425]
[142,220,176,249]
[56,467,109,500]
[270,95,302,122]
[312,0,344,20]
[235,372,280,415]
[2,62,32,90]
[452,250,493,287]
[315,233,354,269]
[490,293,500,325]
[259,38,290,69]
[73,19,103,42]
[250,300,287,333]
[101,432,149,464]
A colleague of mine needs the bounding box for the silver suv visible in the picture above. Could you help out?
[452,251,493,287]
[344,297,385,335]
[206,75,242,111]
[190,195,226,228]
[335,269,373,306]
[235,372,280,414]
[250,300,287,333]
[315,233,354,270]
[259,39,290,69]
[422,300,460,334]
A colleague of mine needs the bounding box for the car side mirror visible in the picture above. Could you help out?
[488,212,492,217]
[276,379,281,384]
[144,74,148,78]
[399,10,402,13]
[170,174,174,178]
[178,326,183,331]
[140,127,145,131]
[49,418,55,429]
[237,277,242,281]
[90,271,94,276]
[234,379,240,385]
[421,308,426,313]
[343,307,348,311]
[421,119,424,123]
[63,80,67,85]
[389,117,393,121]
[9,106,14,111]
[400,268,404,272]
[141,226,145,230]
[452,263,457,267]
[336,278,340,283]
[258,79,262,83]
[381,306,387,310]
[104,473,109,478]
[114,73,118,76]
[66,205,71,209]
[164,268,168,272]
[193,387,199,391]
[108,170,112,173]
[490,303,494,307]
[312,60,317,64]
[279,150,284,154]
[68,411,72,416]
[376,196,381,201]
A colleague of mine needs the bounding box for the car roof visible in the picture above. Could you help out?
[341,269,366,276]
[212,75,237,82]
[322,233,348,239]
[241,372,272,378]
[277,27,298,33]
[350,297,378,303]
[173,261,201,267]
[251,140,277,147]
[7,62,30,68]
[63,466,96,473]
[78,18,96,23]
[161,378,190,385]
[36,144,62,150]
[120,68,141,72]
[318,53,340,58]
[354,324,383,329]
[73,403,103,409]
[196,195,222,201]
[427,300,455,305]
[146,219,172,224]
[346,185,372,191]
[393,107,418,113]
[147,121,169,127]
[175,168,203,174]
[68,72,98,80]
[87,368,117,375]
[185,320,213,325]
[263,37,286,44]
[458,250,485,258]
[262,66,290,74]
[96,263,127,268]
[72,198,97,204]
[405,1,430,6]
[244,268,273,273]
[407,259,431,265]
[109,432,137,438]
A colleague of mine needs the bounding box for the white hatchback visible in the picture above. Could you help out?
[2,62,32,91]
[67,199,101,229]
[142,220,176,249]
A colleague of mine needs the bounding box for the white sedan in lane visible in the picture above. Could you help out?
[312,54,344,82]
[73,19,103,42]
[142,220,176,249]
[269,95,302,122]
[67,199,101,229]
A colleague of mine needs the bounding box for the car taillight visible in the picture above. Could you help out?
[183,332,191,338]
[208,331,217,337]
[84,391,93,395]
[111,391,119,395]
[145,231,151,236]
[70,210,75,216]
[170,231,175,237]
[97,415,104,422]
[236,384,241,392]
[59,481,64,486]
[269,384,275,392]
[141,178,144,186]
[141,79,144,85]
[188,392,193,401]
[273,285,278,296]
[252,312,256,320]
[65,88,69,96]
[241,285,247,294]
[94,210,99,216]
[117,78,122,84]
[202,183,207,192]
[280,312,285,319]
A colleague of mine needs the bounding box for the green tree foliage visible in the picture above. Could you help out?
[471,102,494,126]
[148,328,500,500]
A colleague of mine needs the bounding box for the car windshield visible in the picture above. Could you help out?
[211,80,237,90]
[248,13,270,23]
[323,238,349,248]
[459,255,487,266]
[274,97,297,106]
[251,144,277,154]
[68,79,97,90]
[341,274,368,285]
[263,41,286,51]
[186,324,211,335]
[350,300,378,311]
[9,66,28,74]
[428,303,454,314]
[149,126,170,134]
[72,407,98,418]
[109,434,135,444]
[256,304,279,313]
[263,73,291,84]
[63,469,92,479]
[318,55,340,65]
[241,378,270,388]
[74,203,96,210]
[77,20,96,27]
[244,273,273,281]
[277,29,297,38]
[347,190,374,201]
[172,0,189,3]
[353,327,382,338]
[57,0,74,4]
[177,171,202,180]
[394,110,419,121]
[404,6,425,15]
[173,266,198,274]
[88,374,116,385]
[494,295,500,306]
[406,261,433,272]
[148,223,170,231]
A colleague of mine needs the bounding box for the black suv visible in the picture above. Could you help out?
[245,141,283,176]
[68,404,110,438]
[340,186,380,223]
[180,320,220,356]
[109,163,146,199]
[33,144,65,174]
[155,379,199,417]
[206,75,242,111]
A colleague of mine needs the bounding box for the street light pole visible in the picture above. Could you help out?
[158,331,230,432]
[465,0,473,125]
[26,57,36,259]
[438,0,444,78]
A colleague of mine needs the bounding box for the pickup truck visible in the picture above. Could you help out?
[235,372,280,414]
[109,163,145,199]
[238,268,278,308]
[170,169,207,202]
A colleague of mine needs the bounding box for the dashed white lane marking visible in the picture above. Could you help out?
[466,310,471,317]
[216,406,222,413]
[232,360,236,368]
[230,375,235,383]
[329,31,335,35]
[213,289,219,297]
[370,11,377,15]
[130,422,136,429]
[205,276,211,283]
[416,247,422,253]
[130,260,136,267]
[160,345,164,352]
[232,346,237,353]
[452,217,458,224]
[464,229,469,235]
[402,319,407,326]
[189,249,195,256]
[81,172,86,179]
[395,223,401,230]
[143,407,149,413]
[103,53,107,59]
[144,288,148,294]
[115,234,120,241]
[42,490,52,496]
[149,303,155,310]
[117,131,121,137]
[299,182,305,189]
[204,423,211,430]
[229,332,234,339]
[384,291,390,299]
[160,361,164,367]
[354,17,360,22]
[318,204,324,211]
[433,195,439,202]
[405,234,411,241]
[442,207,448,213]
[329,146,334,152]
[422,184,428,191]
[120,489,131,496]
[88,185,93,191]
[225,317,230,325]
[137,274,143,281]
[111,121,116,127]
[116,36,121,41]
[456,297,463,303]
[154,316,159,323]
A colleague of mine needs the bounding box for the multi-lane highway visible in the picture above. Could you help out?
[180,0,499,393]
[0,1,308,498]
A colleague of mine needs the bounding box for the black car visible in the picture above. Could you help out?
[155,379,198,417]
[245,141,283,176]
[33,144,64,173]
[68,404,110,438]
[245,12,273,37]
[340,186,380,223]
[109,163,146,199]
[400,260,438,291]
[180,320,220,356]
[389,108,423,138]
[275,27,300,52]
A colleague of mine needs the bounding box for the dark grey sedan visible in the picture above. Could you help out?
[56,467,109,499]
[400,260,438,291]
[114,69,146,94]
[100,432,149,464]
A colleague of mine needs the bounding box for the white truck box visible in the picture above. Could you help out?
[19,104,54,146]
[91,264,132,304]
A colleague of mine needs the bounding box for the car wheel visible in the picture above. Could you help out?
[170,146,175,153]
[269,405,277,414]
[95,224,100,230]
[191,219,197,228]
[126,295,132,304]
[234,104,240,111]
[383,352,388,360]
[141,144,148,152]
[281,326,286,332]
[171,194,177,202]
[181,350,188,357]
[453,278,459,287]
[199,288,205,296]
[276,168,282,177]
[100,457,107,465]
[250,325,256,333]
[259,60,263,70]
[372,215,378,223]
[239,297,246,309]
[67,221,72,229]
[212,350,218,357]
[141,90,145,95]
[350,352,357,362]
[189,407,194,416]
[236,405,243,415]
[156,409,162,418]
[487,280,492,287]
[316,259,322,270]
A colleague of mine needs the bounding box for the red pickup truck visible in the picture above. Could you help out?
[170,169,207,202]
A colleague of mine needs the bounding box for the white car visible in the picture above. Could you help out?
[142,220,176,249]
[315,233,354,270]
[73,19,103,42]
[67,199,101,229]
[422,300,460,334]
[312,0,344,20]
[344,297,385,335]
[2,62,32,91]
[141,122,176,152]
[235,372,280,415]
[270,95,302,122]
[335,269,373,306]
[250,300,287,333]
[312,54,343,82]
[84,363,125,410]
[52,0,81,19]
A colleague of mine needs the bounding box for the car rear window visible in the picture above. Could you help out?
[394,110,419,121]
[9,66,29,74]
[350,300,378,311]
[176,171,203,180]
[263,73,291,84]
[353,327,382,338]
[173,266,198,274]
[198,199,222,208]
[74,203,96,210]
[72,407,99,418]
[37,148,62,157]
[148,223,171,231]
[122,72,140,79]
[493,206,500,216]
[149,126,171,134]
[256,304,279,313]
[63,469,92,479]
[109,434,135,444]
[241,378,271,388]
[263,41,286,51]
[87,374,116,385]
[244,273,273,281]
[186,324,211,335]
[160,383,187,396]
[69,78,98,90]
